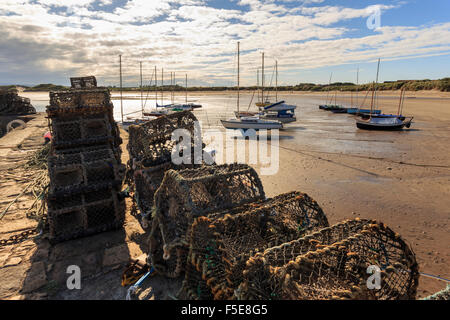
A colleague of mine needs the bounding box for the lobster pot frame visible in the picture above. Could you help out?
[50,113,121,149]
[46,87,115,122]
[48,147,125,195]
[237,219,419,300]
[70,76,97,89]
[180,191,329,300]
[0,91,36,115]
[49,88,111,109]
[127,111,199,169]
[148,163,265,278]
[47,188,125,243]
[54,144,122,164]
[133,162,201,224]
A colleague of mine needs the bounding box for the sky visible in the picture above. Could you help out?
[0,0,449,87]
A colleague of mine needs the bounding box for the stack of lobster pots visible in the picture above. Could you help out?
[46,76,126,243]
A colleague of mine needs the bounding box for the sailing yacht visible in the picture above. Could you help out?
[221,42,283,131]
[235,57,296,123]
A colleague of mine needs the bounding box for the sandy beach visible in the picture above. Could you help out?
[0,91,449,299]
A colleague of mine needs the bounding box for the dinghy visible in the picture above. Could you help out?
[356,117,413,130]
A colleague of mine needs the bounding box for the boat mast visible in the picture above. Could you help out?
[374,58,380,110]
[400,88,406,115]
[161,68,164,106]
[261,52,264,103]
[173,71,175,105]
[370,81,375,119]
[237,41,240,115]
[185,73,188,104]
[119,54,123,123]
[370,58,380,120]
[171,72,174,105]
[140,61,143,116]
[154,66,157,107]
[325,72,332,105]
[356,66,359,108]
[397,88,402,115]
[257,68,260,103]
[275,60,278,102]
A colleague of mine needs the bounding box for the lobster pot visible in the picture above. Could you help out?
[133,162,201,223]
[127,111,199,169]
[48,147,125,195]
[180,191,329,300]
[0,90,36,115]
[237,219,419,300]
[148,163,265,278]
[47,188,125,243]
[70,76,97,89]
[45,77,125,243]
[47,88,112,115]
[50,113,121,150]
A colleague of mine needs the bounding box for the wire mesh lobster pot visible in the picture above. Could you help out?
[0,91,36,115]
[133,162,202,225]
[180,191,329,300]
[47,187,126,243]
[54,144,122,164]
[127,111,199,169]
[148,163,265,278]
[70,76,97,89]
[48,147,125,196]
[50,113,121,149]
[237,219,419,300]
[47,88,113,117]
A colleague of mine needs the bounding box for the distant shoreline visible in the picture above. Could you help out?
[19,89,450,100]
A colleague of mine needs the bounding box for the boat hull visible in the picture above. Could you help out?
[261,115,296,123]
[360,114,406,121]
[356,121,406,130]
[356,109,382,115]
[220,119,283,130]
[330,108,348,113]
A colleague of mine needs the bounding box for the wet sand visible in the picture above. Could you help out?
[0,91,449,299]
[252,92,450,297]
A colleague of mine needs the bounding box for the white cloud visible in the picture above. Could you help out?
[0,0,449,86]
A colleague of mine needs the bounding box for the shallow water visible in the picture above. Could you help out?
[21,91,417,159]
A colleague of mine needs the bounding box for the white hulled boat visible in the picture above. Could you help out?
[221,42,283,131]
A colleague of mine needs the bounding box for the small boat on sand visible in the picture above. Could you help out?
[356,61,413,131]
[221,116,283,130]
[356,117,413,130]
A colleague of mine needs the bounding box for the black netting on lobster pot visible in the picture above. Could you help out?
[48,147,125,195]
[127,111,198,169]
[49,88,111,109]
[148,163,265,278]
[134,162,201,226]
[48,188,125,243]
[237,219,419,300]
[181,191,329,300]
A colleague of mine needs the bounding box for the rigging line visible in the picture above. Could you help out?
[142,70,155,110]
[276,144,380,177]
[265,64,276,102]
[279,144,450,169]
[247,90,256,111]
